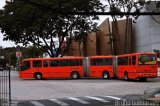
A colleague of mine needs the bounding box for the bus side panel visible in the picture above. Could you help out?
[117,66,123,79]
[89,66,114,78]
[46,67,61,78]
[95,66,114,78]
[19,69,34,79]
[117,66,137,79]
[70,66,84,78]
[89,57,114,78]
[39,67,53,78]
[52,67,70,78]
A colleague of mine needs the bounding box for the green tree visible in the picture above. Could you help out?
[21,46,43,58]
[106,0,151,55]
[0,0,104,57]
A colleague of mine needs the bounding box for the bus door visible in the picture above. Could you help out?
[58,60,69,78]
[69,59,83,76]
[89,58,98,77]
[50,60,62,78]
[42,60,52,78]
[127,56,134,78]
[32,60,42,73]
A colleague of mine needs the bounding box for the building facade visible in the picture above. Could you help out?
[133,2,160,53]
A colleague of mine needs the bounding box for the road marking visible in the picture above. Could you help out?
[30,101,45,106]
[50,99,69,106]
[104,96,122,100]
[69,97,90,104]
[85,96,109,103]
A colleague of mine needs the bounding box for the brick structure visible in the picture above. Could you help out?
[97,18,112,55]
[67,38,83,56]
[86,32,97,56]
[112,19,132,55]
[66,18,132,56]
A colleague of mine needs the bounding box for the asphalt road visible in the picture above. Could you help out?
[17,95,159,106]
[9,71,160,101]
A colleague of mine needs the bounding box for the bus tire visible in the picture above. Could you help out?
[140,78,147,81]
[124,72,129,81]
[102,71,109,79]
[71,72,79,79]
[34,73,42,80]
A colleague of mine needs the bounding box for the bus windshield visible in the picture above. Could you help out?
[138,54,156,65]
[21,61,30,71]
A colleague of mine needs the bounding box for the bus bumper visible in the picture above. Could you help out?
[135,73,158,79]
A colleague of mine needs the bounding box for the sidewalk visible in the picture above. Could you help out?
[143,87,160,103]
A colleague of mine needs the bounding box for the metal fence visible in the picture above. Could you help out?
[0,68,11,106]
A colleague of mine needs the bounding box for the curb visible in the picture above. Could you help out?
[142,88,160,102]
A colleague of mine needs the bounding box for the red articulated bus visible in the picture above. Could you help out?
[116,52,158,81]
[19,52,158,81]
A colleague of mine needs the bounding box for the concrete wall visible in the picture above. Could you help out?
[133,2,160,52]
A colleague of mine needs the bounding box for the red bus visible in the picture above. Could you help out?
[157,58,160,77]
[19,57,84,79]
[19,52,158,81]
[116,52,158,81]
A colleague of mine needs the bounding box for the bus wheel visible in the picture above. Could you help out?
[124,72,129,81]
[140,78,147,81]
[71,72,79,79]
[103,72,109,79]
[34,73,42,80]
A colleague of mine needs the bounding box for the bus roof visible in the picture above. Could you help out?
[117,52,156,57]
[23,57,83,61]
[89,55,113,58]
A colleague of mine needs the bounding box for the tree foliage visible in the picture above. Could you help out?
[106,0,152,20]
[0,0,104,57]
[105,0,152,55]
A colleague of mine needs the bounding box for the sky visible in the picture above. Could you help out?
[0,0,107,48]
[0,0,17,47]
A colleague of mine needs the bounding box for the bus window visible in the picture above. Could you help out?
[118,57,128,65]
[43,60,49,67]
[158,61,160,67]
[91,59,99,66]
[91,58,112,66]
[50,60,58,67]
[101,58,112,65]
[138,54,156,65]
[33,60,42,67]
[80,60,82,66]
[129,57,131,65]
[21,61,30,70]
[69,59,80,66]
[132,56,136,65]
[59,60,68,67]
